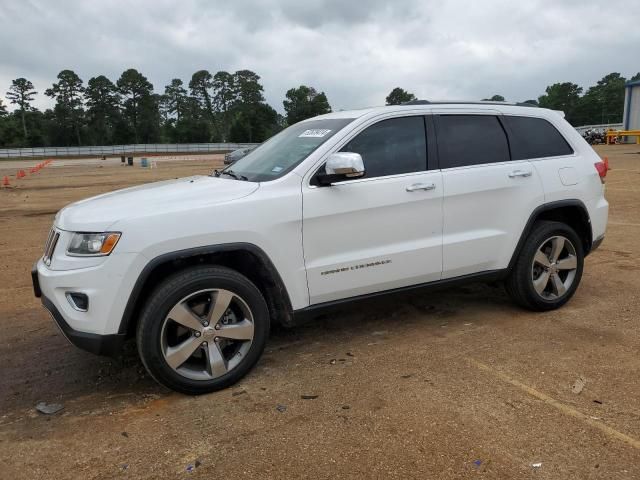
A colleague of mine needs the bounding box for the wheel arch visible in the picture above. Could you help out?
[508,199,593,271]
[119,243,294,337]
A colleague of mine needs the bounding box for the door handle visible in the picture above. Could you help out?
[406,183,436,192]
[508,170,532,178]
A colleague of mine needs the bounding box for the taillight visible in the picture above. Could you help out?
[594,157,609,183]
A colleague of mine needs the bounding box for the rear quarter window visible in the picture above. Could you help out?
[503,116,573,160]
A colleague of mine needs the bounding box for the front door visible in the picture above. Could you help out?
[302,116,443,305]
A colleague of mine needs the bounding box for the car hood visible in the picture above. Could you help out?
[55,175,259,232]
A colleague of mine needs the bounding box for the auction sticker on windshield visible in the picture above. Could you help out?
[299,129,331,138]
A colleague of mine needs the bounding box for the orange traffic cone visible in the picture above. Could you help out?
[2,176,10,186]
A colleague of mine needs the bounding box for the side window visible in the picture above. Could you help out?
[503,116,573,159]
[437,115,510,169]
[339,116,427,178]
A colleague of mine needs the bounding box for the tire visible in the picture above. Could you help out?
[505,221,584,311]
[137,266,270,394]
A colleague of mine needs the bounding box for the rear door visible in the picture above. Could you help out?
[435,113,545,278]
[302,115,443,304]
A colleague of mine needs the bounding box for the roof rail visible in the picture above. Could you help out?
[402,100,539,108]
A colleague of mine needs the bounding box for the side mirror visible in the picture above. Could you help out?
[317,152,365,186]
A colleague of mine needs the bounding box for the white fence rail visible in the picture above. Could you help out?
[0,143,259,159]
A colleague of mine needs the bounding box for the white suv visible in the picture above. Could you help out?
[32,102,609,394]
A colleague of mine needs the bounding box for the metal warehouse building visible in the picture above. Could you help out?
[623,79,640,131]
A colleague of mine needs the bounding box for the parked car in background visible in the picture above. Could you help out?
[224,146,256,165]
[32,101,608,394]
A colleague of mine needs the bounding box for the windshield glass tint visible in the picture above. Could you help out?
[223,118,354,182]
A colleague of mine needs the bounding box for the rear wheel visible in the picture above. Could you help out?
[137,266,269,394]
[505,221,584,311]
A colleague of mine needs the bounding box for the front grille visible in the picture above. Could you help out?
[43,228,60,266]
[43,228,54,255]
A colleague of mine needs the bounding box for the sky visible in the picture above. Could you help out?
[1,0,639,113]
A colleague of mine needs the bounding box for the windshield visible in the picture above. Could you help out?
[222,118,354,182]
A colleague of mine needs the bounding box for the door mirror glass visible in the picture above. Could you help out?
[317,152,365,185]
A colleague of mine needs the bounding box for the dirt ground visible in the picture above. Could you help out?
[0,147,639,479]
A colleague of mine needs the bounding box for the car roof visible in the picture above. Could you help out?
[311,101,560,121]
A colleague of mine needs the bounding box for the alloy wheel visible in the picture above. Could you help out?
[531,235,578,300]
[160,289,254,381]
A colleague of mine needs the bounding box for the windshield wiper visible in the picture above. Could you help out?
[219,169,249,181]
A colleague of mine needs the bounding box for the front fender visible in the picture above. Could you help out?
[118,243,295,335]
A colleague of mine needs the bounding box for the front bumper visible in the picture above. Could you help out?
[31,255,142,356]
[41,293,125,356]
[590,234,605,253]
[31,263,42,298]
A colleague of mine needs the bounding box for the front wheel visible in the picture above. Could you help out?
[505,221,584,311]
[137,266,270,394]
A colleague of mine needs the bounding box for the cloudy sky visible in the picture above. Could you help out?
[1,0,639,112]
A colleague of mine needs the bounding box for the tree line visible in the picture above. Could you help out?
[0,69,331,148]
[387,71,640,127]
[2,69,638,148]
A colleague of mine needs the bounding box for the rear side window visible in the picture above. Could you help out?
[339,116,427,178]
[503,116,573,159]
[437,115,510,168]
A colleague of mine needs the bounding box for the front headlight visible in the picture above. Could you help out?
[67,232,121,256]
